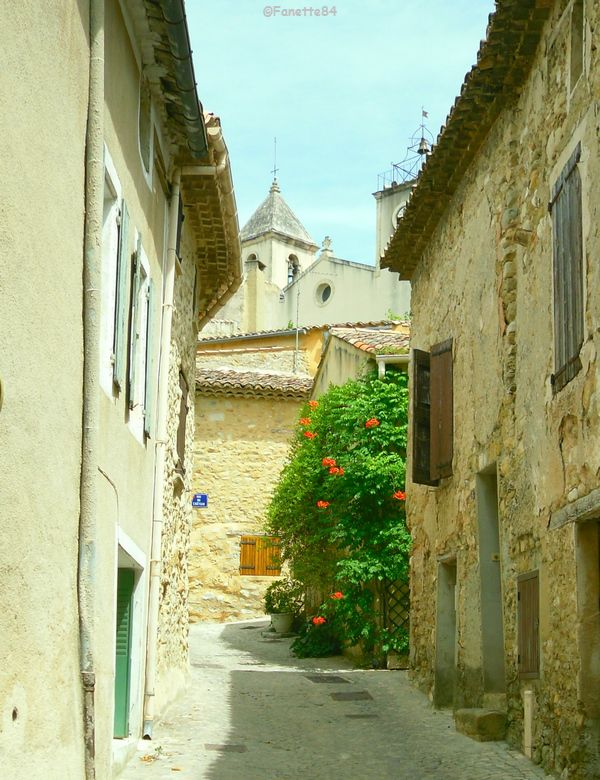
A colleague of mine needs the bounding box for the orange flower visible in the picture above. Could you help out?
[322,457,336,467]
[365,418,380,428]
[304,431,317,439]
[329,466,340,475]
[312,616,326,625]
[299,417,311,426]
[330,591,344,600]
[393,490,406,501]
[308,400,318,409]
[316,500,330,508]
[338,467,345,476]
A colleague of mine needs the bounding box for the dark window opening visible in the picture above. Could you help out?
[176,371,188,474]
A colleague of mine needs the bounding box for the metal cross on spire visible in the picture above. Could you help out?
[271,136,279,182]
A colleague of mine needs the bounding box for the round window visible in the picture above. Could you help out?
[316,283,332,304]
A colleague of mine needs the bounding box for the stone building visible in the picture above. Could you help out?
[190,329,318,620]
[382,1,599,777]
[0,2,240,778]
[206,177,412,335]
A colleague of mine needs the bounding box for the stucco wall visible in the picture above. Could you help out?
[407,2,600,777]
[189,395,302,621]
[312,338,373,398]
[0,2,89,777]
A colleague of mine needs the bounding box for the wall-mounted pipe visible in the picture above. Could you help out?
[78,0,105,776]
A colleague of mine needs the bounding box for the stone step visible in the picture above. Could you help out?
[454,708,507,742]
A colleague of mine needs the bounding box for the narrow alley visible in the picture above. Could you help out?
[121,621,552,780]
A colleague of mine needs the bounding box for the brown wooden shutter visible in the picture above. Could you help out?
[239,536,282,576]
[239,536,257,573]
[176,371,188,473]
[412,349,438,486]
[430,339,453,480]
[551,143,583,392]
[518,571,540,679]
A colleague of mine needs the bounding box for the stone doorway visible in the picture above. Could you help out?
[434,557,457,707]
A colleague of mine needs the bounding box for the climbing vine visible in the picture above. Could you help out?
[266,369,410,657]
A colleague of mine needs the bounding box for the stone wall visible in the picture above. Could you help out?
[406,2,600,778]
[189,394,302,621]
[155,231,198,709]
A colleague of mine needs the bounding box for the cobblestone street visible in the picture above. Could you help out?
[121,620,553,780]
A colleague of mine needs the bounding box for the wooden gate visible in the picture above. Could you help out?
[382,578,410,648]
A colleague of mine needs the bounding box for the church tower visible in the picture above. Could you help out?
[240,179,319,290]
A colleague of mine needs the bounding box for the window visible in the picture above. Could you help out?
[550,143,583,392]
[239,536,282,576]
[138,77,152,174]
[176,371,189,474]
[287,254,299,285]
[126,237,152,442]
[175,194,184,261]
[570,0,584,91]
[412,339,453,485]
[316,282,332,304]
[517,571,540,679]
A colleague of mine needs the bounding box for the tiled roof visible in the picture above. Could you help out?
[240,180,317,247]
[196,368,313,399]
[330,326,410,355]
[381,0,552,279]
[198,320,403,344]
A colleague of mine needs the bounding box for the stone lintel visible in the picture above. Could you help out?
[549,487,600,531]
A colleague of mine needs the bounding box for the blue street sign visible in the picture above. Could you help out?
[192,493,208,508]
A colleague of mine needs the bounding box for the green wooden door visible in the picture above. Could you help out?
[114,568,135,738]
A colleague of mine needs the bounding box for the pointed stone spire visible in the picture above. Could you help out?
[240,182,317,249]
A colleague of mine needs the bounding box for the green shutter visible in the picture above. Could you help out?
[113,568,135,738]
[113,201,130,389]
[143,278,155,437]
[128,235,142,409]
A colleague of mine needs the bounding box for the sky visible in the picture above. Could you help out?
[186,0,495,265]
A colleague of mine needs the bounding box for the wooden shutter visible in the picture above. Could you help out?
[239,536,257,573]
[518,571,540,679]
[551,143,583,392]
[412,349,438,486]
[127,235,142,410]
[143,278,155,438]
[176,371,188,473]
[430,339,453,480]
[239,536,281,576]
[113,201,130,389]
[114,568,135,738]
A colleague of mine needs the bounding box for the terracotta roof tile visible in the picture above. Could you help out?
[196,368,313,399]
[198,320,405,344]
[330,327,410,355]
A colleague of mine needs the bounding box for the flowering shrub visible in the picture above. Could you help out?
[267,369,410,657]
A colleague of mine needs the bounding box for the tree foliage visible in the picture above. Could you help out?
[266,369,411,656]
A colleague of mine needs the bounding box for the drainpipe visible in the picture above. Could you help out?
[79,0,104,776]
[143,169,181,738]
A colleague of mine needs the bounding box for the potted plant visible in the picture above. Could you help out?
[264,577,304,634]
